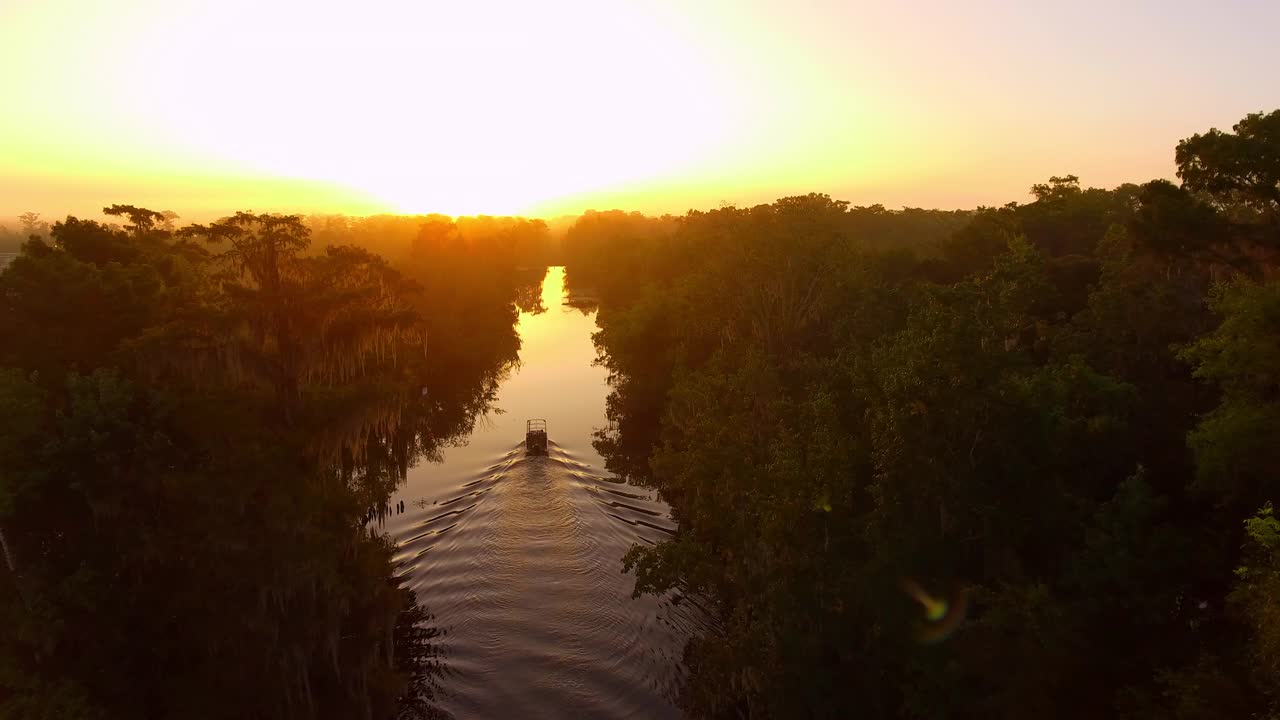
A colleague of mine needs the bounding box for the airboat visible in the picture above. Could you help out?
[525,419,548,455]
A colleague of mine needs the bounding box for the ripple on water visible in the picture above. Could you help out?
[383,269,701,719]
[389,440,693,720]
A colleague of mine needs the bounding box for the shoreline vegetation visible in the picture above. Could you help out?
[567,110,1280,718]
[1,109,1278,718]
[0,209,547,718]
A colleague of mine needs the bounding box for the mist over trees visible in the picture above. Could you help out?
[304,213,555,268]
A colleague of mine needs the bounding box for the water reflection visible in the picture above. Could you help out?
[388,268,696,720]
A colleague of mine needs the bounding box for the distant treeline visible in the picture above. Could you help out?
[0,213,55,253]
[304,213,557,267]
[0,206,546,718]
[1,211,563,262]
[569,110,1280,718]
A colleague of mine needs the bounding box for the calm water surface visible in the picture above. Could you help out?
[385,267,693,719]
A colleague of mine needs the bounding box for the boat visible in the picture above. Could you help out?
[525,419,548,455]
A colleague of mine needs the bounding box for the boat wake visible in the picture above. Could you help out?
[386,441,698,720]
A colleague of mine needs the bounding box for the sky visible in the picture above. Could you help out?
[2,0,1278,221]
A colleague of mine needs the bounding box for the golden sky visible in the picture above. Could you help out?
[3,0,1278,221]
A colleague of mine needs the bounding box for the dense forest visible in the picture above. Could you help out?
[3,108,1278,719]
[0,207,546,718]
[566,110,1280,718]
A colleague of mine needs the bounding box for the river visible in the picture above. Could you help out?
[384,267,692,719]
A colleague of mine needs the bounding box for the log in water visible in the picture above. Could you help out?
[384,267,695,719]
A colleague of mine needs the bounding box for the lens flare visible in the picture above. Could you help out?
[902,579,968,644]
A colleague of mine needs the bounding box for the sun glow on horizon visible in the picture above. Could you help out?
[5,0,749,218]
[3,0,1279,220]
[1,0,741,218]
[148,1,748,216]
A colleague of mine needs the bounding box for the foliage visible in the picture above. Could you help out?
[1231,504,1280,716]
[1180,278,1280,515]
[1177,111,1280,225]
[582,110,1280,718]
[0,206,534,718]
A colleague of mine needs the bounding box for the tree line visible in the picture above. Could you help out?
[0,206,546,718]
[567,110,1280,718]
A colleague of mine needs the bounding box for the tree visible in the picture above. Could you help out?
[1230,504,1280,715]
[1177,110,1280,225]
[103,204,169,237]
[1179,278,1280,517]
[1031,174,1083,203]
[52,216,140,265]
[179,213,315,417]
[1176,110,1280,266]
[0,203,525,719]
[1129,180,1231,263]
[1021,176,1136,257]
[578,110,1280,714]
[17,212,46,239]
